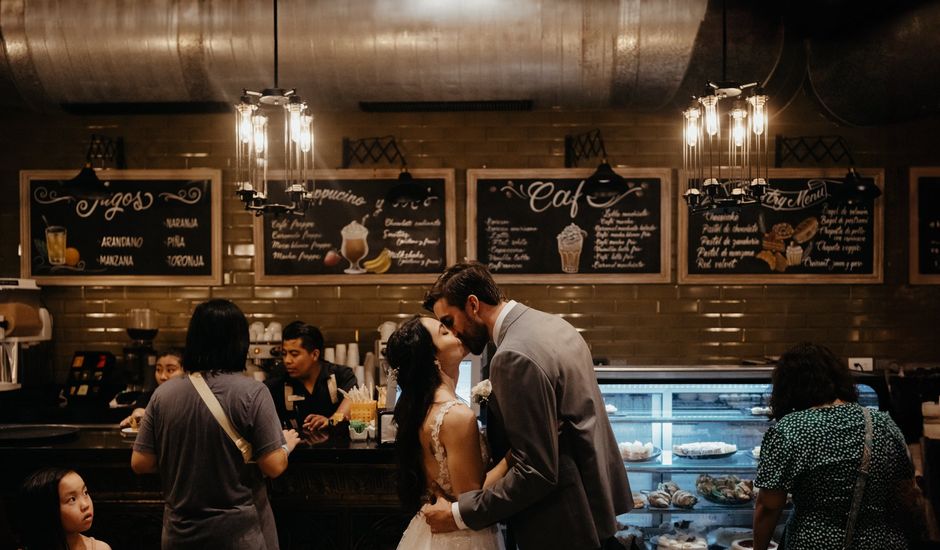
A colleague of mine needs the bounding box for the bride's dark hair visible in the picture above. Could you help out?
[385,315,442,514]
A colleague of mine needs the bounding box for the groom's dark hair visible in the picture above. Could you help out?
[422,261,503,312]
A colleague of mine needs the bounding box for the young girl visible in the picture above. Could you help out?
[120,348,184,428]
[19,467,113,550]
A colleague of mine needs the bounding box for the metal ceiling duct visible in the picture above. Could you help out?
[0,0,714,112]
[6,0,933,124]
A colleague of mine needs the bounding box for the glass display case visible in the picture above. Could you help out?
[596,366,883,549]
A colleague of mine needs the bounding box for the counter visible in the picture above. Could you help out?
[0,424,408,550]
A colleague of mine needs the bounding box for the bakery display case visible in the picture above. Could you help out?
[597,366,883,550]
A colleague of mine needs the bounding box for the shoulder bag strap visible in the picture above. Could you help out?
[189,373,254,464]
[844,406,873,549]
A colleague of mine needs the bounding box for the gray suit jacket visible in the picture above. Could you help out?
[458,304,632,549]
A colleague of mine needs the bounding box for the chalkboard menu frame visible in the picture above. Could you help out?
[253,169,456,285]
[19,169,222,286]
[678,168,884,284]
[909,167,940,284]
[466,168,672,283]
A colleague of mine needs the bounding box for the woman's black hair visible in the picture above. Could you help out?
[183,299,249,374]
[385,315,442,514]
[770,342,859,421]
[18,466,73,550]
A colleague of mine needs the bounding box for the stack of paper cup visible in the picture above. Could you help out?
[334,344,347,367]
[347,343,360,369]
[355,365,365,387]
[323,347,335,363]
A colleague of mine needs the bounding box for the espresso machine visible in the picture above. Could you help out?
[0,279,53,391]
[246,321,282,381]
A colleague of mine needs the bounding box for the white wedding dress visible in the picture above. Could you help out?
[397,400,504,550]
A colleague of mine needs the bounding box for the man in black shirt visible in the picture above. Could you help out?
[266,321,357,431]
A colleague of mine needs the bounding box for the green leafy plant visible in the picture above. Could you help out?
[349,420,367,434]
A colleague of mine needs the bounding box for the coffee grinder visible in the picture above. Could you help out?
[121,308,159,396]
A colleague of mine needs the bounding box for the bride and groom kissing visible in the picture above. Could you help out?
[386,262,633,550]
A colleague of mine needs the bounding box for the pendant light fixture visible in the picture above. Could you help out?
[564,129,625,186]
[234,0,314,216]
[682,0,770,214]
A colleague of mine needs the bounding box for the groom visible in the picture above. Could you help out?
[422,262,631,549]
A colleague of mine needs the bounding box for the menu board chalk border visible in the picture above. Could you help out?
[253,169,457,285]
[909,167,940,285]
[466,168,673,283]
[678,168,884,284]
[19,169,222,286]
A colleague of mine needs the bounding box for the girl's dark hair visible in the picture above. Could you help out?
[18,466,73,550]
[422,261,502,312]
[770,342,859,420]
[385,315,441,514]
[183,299,249,373]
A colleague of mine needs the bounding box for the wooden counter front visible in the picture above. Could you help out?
[0,425,408,550]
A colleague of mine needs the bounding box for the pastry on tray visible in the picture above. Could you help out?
[648,489,672,508]
[673,441,737,458]
[618,440,654,461]
[656,533,707,550]
[671,490,698,509]
[696,474,754,504]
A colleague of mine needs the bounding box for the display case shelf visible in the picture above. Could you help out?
[624,451,759,473]
[633,502,757,514]
[610,415,772,423]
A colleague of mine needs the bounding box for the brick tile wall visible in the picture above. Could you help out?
[2,91,940,383]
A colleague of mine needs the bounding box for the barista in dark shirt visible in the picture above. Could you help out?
[266,321,358,431]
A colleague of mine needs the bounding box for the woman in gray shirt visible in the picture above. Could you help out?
[132,299,299,549]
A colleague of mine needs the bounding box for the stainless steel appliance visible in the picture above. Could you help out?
[0,279,52,391]
[122,308,158,393]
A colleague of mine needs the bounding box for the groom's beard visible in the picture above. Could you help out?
[460,318,490,356]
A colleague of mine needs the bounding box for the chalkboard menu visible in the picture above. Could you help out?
[679,169,883,284]
[254,169,456,284]
[910,168,940,284]
[467,169,671,283]
[20,169,222,286]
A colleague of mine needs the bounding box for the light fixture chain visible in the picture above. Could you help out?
[273,0,279,89]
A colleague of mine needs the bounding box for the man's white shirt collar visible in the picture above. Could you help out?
[492,299,518,346]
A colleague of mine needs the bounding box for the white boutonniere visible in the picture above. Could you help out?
[471,379,492,405]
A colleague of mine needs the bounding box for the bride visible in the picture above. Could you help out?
[385,315,506,550]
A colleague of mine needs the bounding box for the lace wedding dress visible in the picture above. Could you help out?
[397,400,504,550]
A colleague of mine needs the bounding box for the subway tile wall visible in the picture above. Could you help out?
[2,92,940,384]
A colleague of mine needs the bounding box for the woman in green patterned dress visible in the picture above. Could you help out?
[753,342,915,550]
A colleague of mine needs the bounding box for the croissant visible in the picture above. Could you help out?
[672,490,698,508]
[648,490,672,508]
[631,493,646,509]
[658,480,681,496]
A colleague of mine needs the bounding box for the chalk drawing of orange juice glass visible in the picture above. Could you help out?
[46,226,67,266]
[341,220,369,274]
